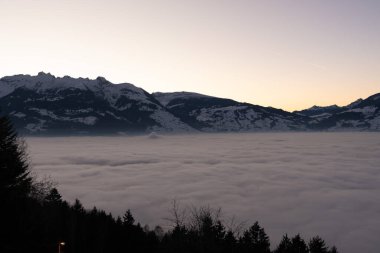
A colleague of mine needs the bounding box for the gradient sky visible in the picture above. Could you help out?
[1,0,379,111]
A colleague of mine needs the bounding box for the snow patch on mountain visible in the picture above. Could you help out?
[310,113,332,119]
[65,108,94,114]
[369,116,380,130]
[194,106,293,131]
[153,92,212,107]
[11,112,26,118]
[25,119,47,132]
[347,106,377,116]
[76,116,98,125]
[308,105,339,111]
[28,107,98,125]
[105,111,128,121]
[149,110,195,132]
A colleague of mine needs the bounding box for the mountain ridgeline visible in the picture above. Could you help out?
[0,72,379,135]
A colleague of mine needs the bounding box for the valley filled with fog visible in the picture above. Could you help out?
[27,133,380,253]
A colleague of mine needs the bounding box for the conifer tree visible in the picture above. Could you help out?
[290,234,309,253]
[0,115,32,199]
[274,234,292,253]
[309,236,328,253]
[73,198,85,213]
[240,221,270,253]
[0,115,34,252]
[123,209,135,226]
[45,187,62,203]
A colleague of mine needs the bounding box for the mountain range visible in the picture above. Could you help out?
[0,72,379,135]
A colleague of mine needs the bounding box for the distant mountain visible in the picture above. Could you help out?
[153,92,308,132]
[294,105,341,117]
[307,93,380,130]
[0,72,194,135]
[0,72,379,134]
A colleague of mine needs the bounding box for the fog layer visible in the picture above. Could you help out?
[27,133,380,253]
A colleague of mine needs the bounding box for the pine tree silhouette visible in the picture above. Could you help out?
[240,221,270,253]
[123,209,135,226]
[290,234,309,253]
[45,187,62,203]
[274,234,292,253]
[309,236,328,253]
[0,115,32,199]
[0,115,34,252]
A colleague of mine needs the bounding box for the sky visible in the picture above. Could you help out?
[28,133,380,253]
[1,0,379,111]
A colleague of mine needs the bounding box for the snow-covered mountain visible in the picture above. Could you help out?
[294,105,341,117]
[0,72,194,134]
[153,92,309,132]
[307,94,380,131]
[0,73,379,134]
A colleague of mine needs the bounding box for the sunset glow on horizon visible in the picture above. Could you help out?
[1,0,379,111]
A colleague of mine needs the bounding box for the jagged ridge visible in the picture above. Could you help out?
[0,72,379,134]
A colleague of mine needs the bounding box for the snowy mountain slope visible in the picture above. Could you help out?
[307,93,380,130]
[153,92,309,131]
[294,105,342,117]
[1,73,379,134]
[153,92,212,107]
[0,73,194,134]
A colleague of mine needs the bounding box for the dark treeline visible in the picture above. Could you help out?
[0,115,338,253]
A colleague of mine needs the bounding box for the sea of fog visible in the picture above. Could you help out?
[27,133,380,253]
